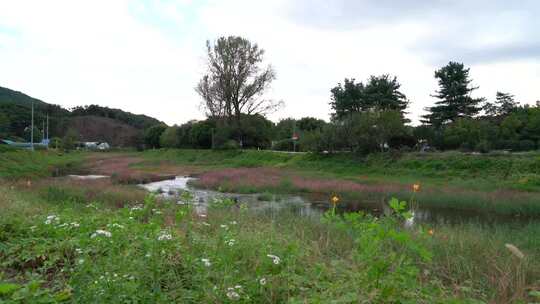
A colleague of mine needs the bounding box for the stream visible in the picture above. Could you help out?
[138,176,532,225]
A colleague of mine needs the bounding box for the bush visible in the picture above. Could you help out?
[518,140,536,151]
[475,140,491,153]
[218,140,239,150]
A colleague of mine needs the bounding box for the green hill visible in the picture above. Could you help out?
[0,86,164,145]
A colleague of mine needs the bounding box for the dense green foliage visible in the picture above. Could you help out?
[1,186,538,303]
[330,75,408,120]
[0,150,84,180]
[423,62,485,126]
[0,86,164,146]
[71,105,162,130]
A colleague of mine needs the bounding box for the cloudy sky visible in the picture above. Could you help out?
[0,0,538,125]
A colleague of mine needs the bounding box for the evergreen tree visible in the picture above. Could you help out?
[330,75,408,121]
[329,78,364,120]
[423,62,484,126]
[483,91,518,117]
[363,74,408,117]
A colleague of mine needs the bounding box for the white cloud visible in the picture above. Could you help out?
[0,0,538,127]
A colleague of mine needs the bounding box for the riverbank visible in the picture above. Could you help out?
[1,184,539,302]
[1,150,539,302]
[137,149,540,216]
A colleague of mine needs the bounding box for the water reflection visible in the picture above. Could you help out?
[139,176,535,225]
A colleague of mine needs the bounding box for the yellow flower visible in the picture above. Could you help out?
[413,184,420,193]
[331,195,339,205]
[428,229,434,236]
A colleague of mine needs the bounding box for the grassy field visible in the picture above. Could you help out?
[1,149,539,302]
[0,150,86,180]
[138,149,540,216]
[1,184,539,303]
[139,149,540,191]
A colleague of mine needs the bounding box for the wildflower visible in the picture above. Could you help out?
[226,289,240,300]
[157,231,173,241]
[70,222,80,228]
[130,205,143,214]
[75,248,83,254]
[199,214,207,218]
[505,243,525,259]
[109,223,124,229]
[177,201,186,205]
[91,229,112,238]
[259,277,267,285]
[201,222,211,226]
[201,258,211,267]
[78,259,84,265]
[413,183,420,192]
[145,253,151,258]
[331,195,339,205]
[226,239,236,246]
[230,221,238,225]
[267,254,281,265]
[45,215,59,225]
[428,229,434,236]
[220,224,228,229]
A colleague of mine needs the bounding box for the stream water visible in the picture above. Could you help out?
[139,176,533,225]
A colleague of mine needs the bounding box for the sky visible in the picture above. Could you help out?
[0,0,539,126]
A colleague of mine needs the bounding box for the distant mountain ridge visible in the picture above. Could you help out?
[0,86,165,146]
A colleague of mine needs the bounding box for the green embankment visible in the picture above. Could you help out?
[140,149,540,191]
[0,186,538,302]
[0,150,85,180]
[139,149,540,216]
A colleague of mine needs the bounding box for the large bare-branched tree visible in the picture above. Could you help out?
[196,36,282,124]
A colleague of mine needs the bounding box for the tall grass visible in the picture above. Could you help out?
[0,185,538,302]
[0,150,85,180]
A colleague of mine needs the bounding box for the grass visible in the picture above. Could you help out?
[137,149,540,216]
[139,149,540,191]
[0,150,86,180]
[1,149,539,302]
[0,185,539,303]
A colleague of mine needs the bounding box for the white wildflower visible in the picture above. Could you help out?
[220,224,228,229]
[70,222,80,228]
[259,277,266,285]
[45,215,59,225]
[110,223,124,229]
[267,254,281,265]
[201,258,211,267]
[91,229,112,238]
[234,285,242,289]
[78,259,84,265]
[226,239,236,246]
[230,221,238,225]
[75,248,83,254]
[157,231,173,241]
[199,214,207,218]
[145,253,151,258]
[226,288,240,300]
[201,222,211,226]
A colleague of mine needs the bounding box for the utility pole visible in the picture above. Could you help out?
[211,128,215,149]
[292,122,297,152]
[30,100,34,151]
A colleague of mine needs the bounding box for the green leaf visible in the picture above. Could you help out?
[55,289,72,301]
[0,282,20,296]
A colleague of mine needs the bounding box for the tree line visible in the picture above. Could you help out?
[142,35,539,154]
